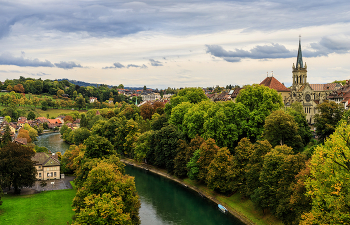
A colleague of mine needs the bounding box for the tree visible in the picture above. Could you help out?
[23,123,38,142]
[13,84,25,93]
[263,110,304,153]
[206,147,234,193]
[287,102,312,147]
[182,101,213,139]
[174,140,190,178]
[80,113,88,128]
[57,89,64,98]
[17,128,32,143]
[166,87,208,115]
[0,143,36,194]
[72,127,91,145]
[197,138,220,182]
[169,102,193,131]
[140,102,154,120]
[134,130,154,162]
[253,145,306,221]
[301,122,350,225]
[236,84,283,142]
[2,125,12,146]
[241,139,272,198]
[84,135,115,159]
[64,115,74,123]
[146,124,184,174]
[72,162,140,225]
[203,101,248,151]
[187,149,201,180]
[75,95,86,110]
[314,100,344,142]
[27,111,36,120]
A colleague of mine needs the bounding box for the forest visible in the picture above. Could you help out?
[57,85,350,225]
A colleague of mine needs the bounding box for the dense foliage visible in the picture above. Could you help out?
[55,85,348,224]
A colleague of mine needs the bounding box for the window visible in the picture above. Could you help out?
[39,166,41,169]
[54,172,56,177]
[39,173,41,177]
[47,173,49,177]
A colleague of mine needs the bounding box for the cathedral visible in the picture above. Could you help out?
[284,38,341,124]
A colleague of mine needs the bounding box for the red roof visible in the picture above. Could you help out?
[260,77,290,92]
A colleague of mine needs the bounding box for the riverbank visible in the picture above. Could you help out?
[121,158,281,225]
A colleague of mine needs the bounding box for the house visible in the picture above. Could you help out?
[47,118,63,128]
[260,76,291,104]
[90,97,98,103]
[32,152,61,180]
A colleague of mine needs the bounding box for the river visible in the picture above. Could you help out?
[36,133,244,225]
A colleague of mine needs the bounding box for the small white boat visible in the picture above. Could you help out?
[218,204,227,213]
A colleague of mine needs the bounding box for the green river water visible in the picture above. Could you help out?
[36,133,244,225]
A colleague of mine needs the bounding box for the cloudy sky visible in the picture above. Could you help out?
[1,0,350,89]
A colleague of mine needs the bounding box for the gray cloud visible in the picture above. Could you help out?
[0,52,54,67]
[206,43,295,62]
[1,1,350,39]
[207,36,350,62]
[127,64,148,69]
[103,62,125,69]
[54,61,82,69]
[149,59,163,66]
[29,72,51,76]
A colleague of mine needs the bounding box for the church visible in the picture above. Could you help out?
[284,38,341,124]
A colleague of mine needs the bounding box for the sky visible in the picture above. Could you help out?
[0,0,350,89]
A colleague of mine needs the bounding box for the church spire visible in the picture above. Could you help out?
[296,35,303,68]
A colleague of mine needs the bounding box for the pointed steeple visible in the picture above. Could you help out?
[296,36,303,68]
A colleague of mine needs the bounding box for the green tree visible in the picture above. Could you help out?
[166,87,208,115]
[134,130,154,162]
[2,125,12,146]
[236,84,283,141]
[203,101,248,151]
[80,113,88,128]
[75,95,86,110]
[187,149,201,180]
[301,122,350,225]
[263,109,304,153]
[27,111,36,120]
[174,140,190,178]
[287,102,312,147]
[169,102,193,131]
[314,100,344,142]
[146,124,184,174]
[0,143,37,194]
[84,135,115,159]
[72,162,140,225]
[182,101,213,139]
[206,147,234,193]
[253,145,306,222]
[197,138,220,182]
[241,139,272,198]
[72,127,91,145]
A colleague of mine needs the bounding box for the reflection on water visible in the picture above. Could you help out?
[125,165,244,225]
[34,132,70,154]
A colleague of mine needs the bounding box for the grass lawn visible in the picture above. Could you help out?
[183,178,283,225]
[0,189,76,225]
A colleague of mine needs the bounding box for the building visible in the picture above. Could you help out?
[284,38,341,124]
[32,152,61,180]
[260,76,291,104]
